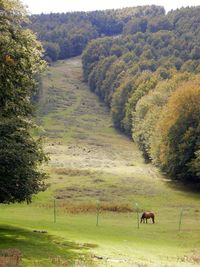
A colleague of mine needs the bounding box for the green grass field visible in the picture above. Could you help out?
[0,57,199,267]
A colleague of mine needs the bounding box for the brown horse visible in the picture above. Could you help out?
[140,212,155,224]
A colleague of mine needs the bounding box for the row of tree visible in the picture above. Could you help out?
[82,6,200,183]
[0,0,47,203]
[124,6,200,35]
[27,5,165,61]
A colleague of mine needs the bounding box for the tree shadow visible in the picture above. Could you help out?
[0,225,97,265]
[165,178,200,195]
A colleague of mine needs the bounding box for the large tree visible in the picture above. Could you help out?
[0,0,47,203]
[155,82,200,182]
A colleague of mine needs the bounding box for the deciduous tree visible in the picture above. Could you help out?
[0,0,47,203]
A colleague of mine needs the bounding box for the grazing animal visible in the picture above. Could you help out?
[140,212,155,224]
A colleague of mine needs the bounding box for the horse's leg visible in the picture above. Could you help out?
[146,218,147,223]
[152,216,155,224]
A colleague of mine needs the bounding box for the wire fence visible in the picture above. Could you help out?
[46,199,200,232]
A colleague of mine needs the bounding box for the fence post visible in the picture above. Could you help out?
[135,203,140,229]
[54,199,56,223]
[96,201,100,227]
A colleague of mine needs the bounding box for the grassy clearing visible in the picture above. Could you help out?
[0,57,199,266]
[0,225,92,267]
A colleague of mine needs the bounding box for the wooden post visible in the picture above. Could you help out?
[96,201,100,227]
[54,199,56,223]
[135,203,140,229]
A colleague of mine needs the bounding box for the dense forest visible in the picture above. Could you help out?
[25,5,200,183]
[28,5,165,61]
[82,6,200,183]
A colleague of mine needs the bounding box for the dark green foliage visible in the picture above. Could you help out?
[100,59,126,106]
[44,42,60,62]
[123,18,148,34]
[148,16,173,32]
[28,6,165,61]
[111,77,134,131]
[124,15,173,34]
[82,38,113,81]
[88,56,117,94]
[28,13,98,61]
[0,118,47,203]
[88,11,123,36]
[167,6,200,36]
[0,0,47,203]
[166,116,199,180]
[189,150,200,179]
[82,6,200,183]
[125,73,158,134]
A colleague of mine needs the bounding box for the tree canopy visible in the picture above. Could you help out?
[27,5,165,61]
[82,6,200,184]
[0,0,47,203]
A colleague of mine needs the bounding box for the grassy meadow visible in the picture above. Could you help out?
[0,57,199,267]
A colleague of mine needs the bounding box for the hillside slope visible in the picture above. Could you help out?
[36,57,200,266]
[0,57,199,267]
[38,57,159,178]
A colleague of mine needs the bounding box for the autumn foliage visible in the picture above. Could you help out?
[82,6,200,184]
[154,82,200,181]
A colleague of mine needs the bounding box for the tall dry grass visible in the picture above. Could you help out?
[0,249,21,267]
